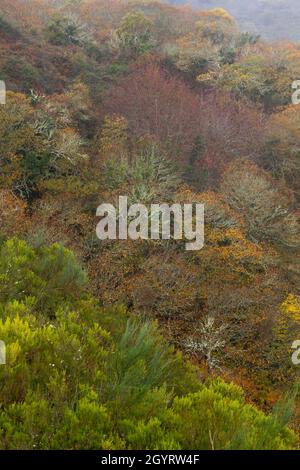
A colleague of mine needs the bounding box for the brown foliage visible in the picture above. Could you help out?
[104,62,266,186]
[0,190,29,238]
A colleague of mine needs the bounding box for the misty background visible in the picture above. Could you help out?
[169,0,300,41]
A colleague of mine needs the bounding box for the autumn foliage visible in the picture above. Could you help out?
[0,0,299,449]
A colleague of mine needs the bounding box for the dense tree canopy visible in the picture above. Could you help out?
[0,238,296,450]
[0,0,299,450]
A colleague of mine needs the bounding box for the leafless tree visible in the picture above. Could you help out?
[185,315,227,372]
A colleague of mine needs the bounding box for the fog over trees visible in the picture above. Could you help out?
[170,0,300,40]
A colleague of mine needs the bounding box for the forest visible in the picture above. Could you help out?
[0,0,299,450]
